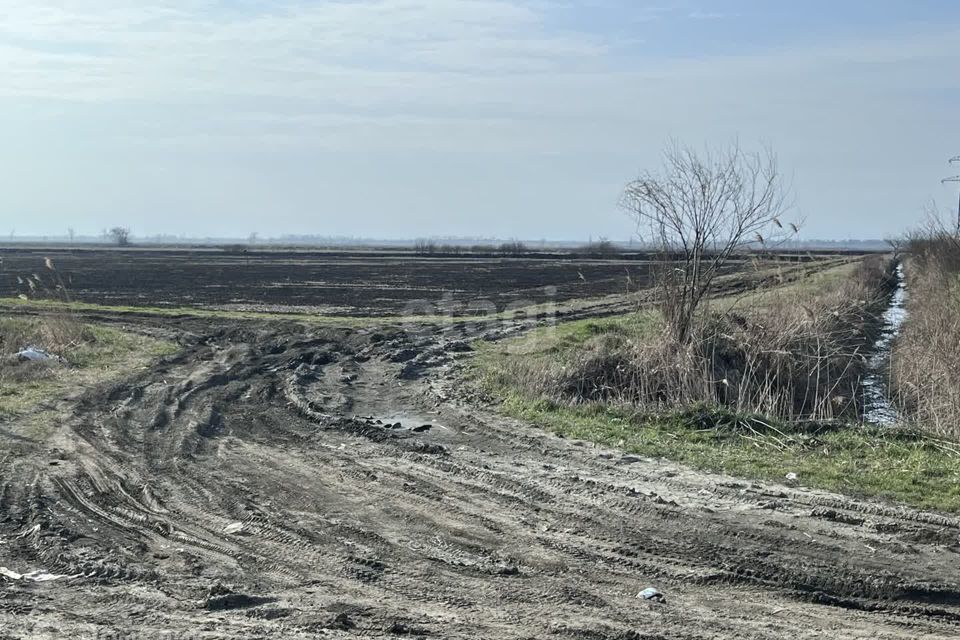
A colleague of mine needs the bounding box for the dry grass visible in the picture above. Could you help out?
[0,315,93,356]
[0,315,95,386]
[1,255,90,383]
[483,255,893,422]
[472,255,960,511]
[891,232,960,437]
[0,315,178,431]
[490,397,960,512]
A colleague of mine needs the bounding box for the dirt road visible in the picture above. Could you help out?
[2,319,959,638]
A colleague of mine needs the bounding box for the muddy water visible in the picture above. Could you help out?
[862,262,908,425]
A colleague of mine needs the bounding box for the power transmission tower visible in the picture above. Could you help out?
[944,156,960,233]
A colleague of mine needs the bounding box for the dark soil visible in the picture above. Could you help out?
[0,247,667,315]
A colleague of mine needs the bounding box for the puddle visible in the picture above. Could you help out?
[379,413,434,426]
[357,412,443,430]
[862,262,908,425]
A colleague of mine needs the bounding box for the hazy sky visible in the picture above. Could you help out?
[1,1,958,240]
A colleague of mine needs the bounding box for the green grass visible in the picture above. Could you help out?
[496,310,662,358]
[0,316,178,424]
[469,258,960,513]
[477,258,864,365]
[0,296,382,327]
[485,390,960,512]
[0,295,594,328]
[711,257,866,312]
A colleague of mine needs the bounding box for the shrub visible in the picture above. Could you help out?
[413,239,437,255]
[491,256,893,422]
[498,241,528,255]
[580,239,621,257]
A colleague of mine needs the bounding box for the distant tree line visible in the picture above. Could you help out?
[413,240,532,256]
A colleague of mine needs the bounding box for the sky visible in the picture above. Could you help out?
[0,0,958,241]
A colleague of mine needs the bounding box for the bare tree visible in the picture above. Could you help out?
[414,239,437,255]
[108,227,131,246]
[621,143,793,343]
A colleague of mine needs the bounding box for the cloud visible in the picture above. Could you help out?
[688,10,723,20]
[0,1,957,239]
[0,0,611,101]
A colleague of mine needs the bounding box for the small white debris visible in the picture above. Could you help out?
[223,522,245,535]
[21,570,69,582]
[0,567,22,581]
[785,472,798,484]
[638,587,666,602]
[0,567,75,582]
[16,346,55,362]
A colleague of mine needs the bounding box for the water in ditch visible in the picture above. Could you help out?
[862,262,908,425]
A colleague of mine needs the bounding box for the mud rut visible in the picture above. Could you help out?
[2,319,960,639]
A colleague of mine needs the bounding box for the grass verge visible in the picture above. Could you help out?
[0,296,573,328]
[470,255,960,512]
[0,296,383,327]
[481,385,960,512]
[0,315,178,434]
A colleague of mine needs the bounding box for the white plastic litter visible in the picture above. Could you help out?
[223,522,245,535]
[21,570,68,582]
[15,346,56,362]
[638,587,666,602]
[0,567,73,582]
[0,567,21,580]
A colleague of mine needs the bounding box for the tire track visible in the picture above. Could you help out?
[1,322,959,638]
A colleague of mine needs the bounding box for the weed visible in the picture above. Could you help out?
[0,316,177,422]
[478,256,894,422]
[470,255,960,511]
[891,230,960,437]
[489,390,960,512]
